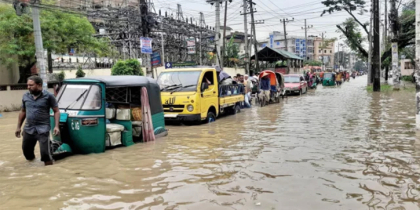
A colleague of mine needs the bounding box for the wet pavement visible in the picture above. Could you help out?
[0,76,419,210]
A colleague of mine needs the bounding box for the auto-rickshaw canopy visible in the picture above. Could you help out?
[65,76,163,115]
[259,70,278,86]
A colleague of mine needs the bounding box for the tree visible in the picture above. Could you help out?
[76,66,86,78]
[223,36,240,67]
[0,3,110,82]
[304,60,322,66]
[321,0,415,64]
[111,59,144,76]
[353,60,367,71]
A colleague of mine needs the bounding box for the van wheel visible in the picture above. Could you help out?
[206,112,216,123]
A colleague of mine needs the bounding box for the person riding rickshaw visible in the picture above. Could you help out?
[258,70,281,106]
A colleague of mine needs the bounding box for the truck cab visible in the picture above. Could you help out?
[157,68,244,124]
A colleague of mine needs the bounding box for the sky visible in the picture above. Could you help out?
[151,0,380,51]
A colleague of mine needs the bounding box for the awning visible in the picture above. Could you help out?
[250,47,303,62]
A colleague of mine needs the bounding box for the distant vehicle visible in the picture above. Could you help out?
[284,74,308,95]
[322,72,336,86]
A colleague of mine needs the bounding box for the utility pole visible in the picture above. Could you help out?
[249,0,259,74]
[390,0,400,90]
[384,0,389,81]
[337,43,340,70]
[222,1,228,68]
[368,3,373,85]
[199,12,205,66]
[415,0,420,129]
[32,1,48,89]
[215,1,221,66]
[280,18,294,52]
[140,0,152,77]
[161,33,165,65]
[372,0,380,91]
[242,0,249,74]
[320,32,326,71]
[302,19,312,60]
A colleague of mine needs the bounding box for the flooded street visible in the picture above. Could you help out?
[1,76,419,210]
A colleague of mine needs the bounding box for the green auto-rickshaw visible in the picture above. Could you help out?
[322,72,336,86]
[50,76,167,158]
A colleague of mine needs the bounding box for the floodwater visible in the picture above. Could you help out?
[0,76,419,210]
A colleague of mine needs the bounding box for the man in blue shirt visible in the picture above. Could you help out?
[259,72,271,103]
[16,76,61,166]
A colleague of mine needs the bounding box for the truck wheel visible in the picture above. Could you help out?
[233,104,241,115]
[206,112,216,123]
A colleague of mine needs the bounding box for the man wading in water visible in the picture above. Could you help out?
[15,76,60,166]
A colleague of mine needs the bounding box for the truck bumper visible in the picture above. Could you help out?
[164,113,202,122]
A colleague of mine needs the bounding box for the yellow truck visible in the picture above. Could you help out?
[157,67,245,124]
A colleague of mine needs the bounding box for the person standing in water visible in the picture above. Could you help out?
[15,76,61,166]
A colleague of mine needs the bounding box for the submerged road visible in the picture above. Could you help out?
[0,76,419,209]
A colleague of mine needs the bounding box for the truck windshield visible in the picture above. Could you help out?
[58,84,102,110]
[284,76,300,83]
[158,71,201,92]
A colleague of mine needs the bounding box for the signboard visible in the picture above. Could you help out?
[151,51,162,67]
[69,48,75,56]
[295,39,306,59]
[172,62,197,68]
[165,62,172,69]
[140,37,153,54]
[187,38,196,54]
[269,34,274,48]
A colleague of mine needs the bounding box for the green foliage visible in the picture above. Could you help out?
[224,36,240,67]
[76,66,85,78]
[58,71,65,81]
[353,60,367,71]
[337,18,367,59]
[111,59,144,76]
[0,3,111,68]
[366,84,393,92]
[401,75,413,82]
[304,60,322,66]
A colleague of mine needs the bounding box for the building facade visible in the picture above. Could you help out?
[258,31,316,61]
[313,37,335,68]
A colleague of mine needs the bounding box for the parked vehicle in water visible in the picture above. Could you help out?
[322,72,336,86]
[284,74,308,95]
[49,76,167,159]
[157,67,244,124]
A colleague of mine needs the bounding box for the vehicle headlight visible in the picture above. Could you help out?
[187,105,194,112]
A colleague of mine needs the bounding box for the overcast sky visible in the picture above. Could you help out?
[151,0,384,50]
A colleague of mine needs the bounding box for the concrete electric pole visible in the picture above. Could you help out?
[280,18,294,52]
[390,0,401,90]
[249,0,259,74]
[302,19,313,61]
[368,2,373,85]
[372,0,381,91]
[415,0,420,129]
[242,0,249,74]
[30,1,48,89]
[222,1,228,68]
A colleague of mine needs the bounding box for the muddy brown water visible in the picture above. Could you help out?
[0,76,419,210]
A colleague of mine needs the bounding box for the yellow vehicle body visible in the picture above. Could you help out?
[158,68,244,123]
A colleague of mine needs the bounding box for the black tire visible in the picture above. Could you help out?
[232,104,241,115]
[205,112,216,123]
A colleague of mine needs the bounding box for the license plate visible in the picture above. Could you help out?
[164,114,178,118]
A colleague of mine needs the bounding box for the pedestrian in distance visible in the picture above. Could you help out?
[15,76,61,166]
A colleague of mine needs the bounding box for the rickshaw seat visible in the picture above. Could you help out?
[106,123,124,147]
[106,108,116,119]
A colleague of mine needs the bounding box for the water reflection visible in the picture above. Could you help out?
[0,76,418,209]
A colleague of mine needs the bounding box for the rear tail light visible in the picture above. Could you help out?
[82,118,98,126]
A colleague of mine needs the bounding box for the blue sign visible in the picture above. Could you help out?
[140,37,153,54]
[151,51,162,67]
[295,39,307,58]
[269,34,274,48]
[165,62,172,69]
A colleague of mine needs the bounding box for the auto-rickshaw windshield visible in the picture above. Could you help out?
[58,84,102,110]
[157,71,201,92]
[284,76,300,83]
[324,74,333,79]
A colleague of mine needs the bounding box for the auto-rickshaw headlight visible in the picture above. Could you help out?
[187,105,194,112]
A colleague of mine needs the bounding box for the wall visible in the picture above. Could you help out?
[54,67,247,80]
[0,86,54,112]
[400,59,414,76]
[0,63,19,85]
